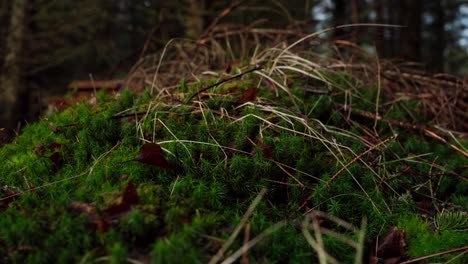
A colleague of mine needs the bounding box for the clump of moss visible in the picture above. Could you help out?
[0,62,466,264]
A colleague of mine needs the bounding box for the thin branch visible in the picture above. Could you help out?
[400,245,468,264]
[186,65,263,102]
[327,135,396,185]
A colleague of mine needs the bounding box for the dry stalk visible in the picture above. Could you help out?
[327,135,397,185]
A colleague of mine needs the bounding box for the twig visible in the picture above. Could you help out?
[221,221,287,264]
[338,104,468,157]
[423,128,468,158]
[326,135,396,185]
[0,142,121,202]
[186,65,263,102]
[139,24,161,60]
[189,0,250,64]
[200,0,251,40]
[241,223,250,264]
[209,188,267,264]
[272,160,305,189]
[399,245,468,264]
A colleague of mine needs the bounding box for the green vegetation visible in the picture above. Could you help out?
[1,41,467,263]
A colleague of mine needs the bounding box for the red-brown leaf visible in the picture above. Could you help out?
[377,227,407,264]
[224,63,232,74]
[104,202,131,217]
[134,143,174,170]
[34,144,46,156]
[104,181,140,217]
[0,128,16,146]
[69,201,110,233]
[48,143,62,150]
[0,190,18,211]
[238,88,260,103]
[34,142,64,171]
[257,141,273,159]
[122,181,139,205]
[49,151,63,172]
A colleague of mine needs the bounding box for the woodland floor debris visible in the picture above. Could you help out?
[1,34,467,263]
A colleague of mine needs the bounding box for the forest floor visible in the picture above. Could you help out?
[1,37,467,263]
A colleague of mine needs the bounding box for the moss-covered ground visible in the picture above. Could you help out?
[1,59,467,263]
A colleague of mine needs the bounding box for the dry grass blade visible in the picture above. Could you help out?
[399,245,468,264]
[302,211,368,264]
[209,188,267,264]
[327,135,397,185]
[221,221,287,264]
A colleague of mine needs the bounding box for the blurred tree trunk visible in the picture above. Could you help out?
[0,0,26,128]
[399,0,422,62]
[374,0,384,57]
[351,0,359,43]
[333,0,347,39]
[185,0,205,39]
[430,1,445,72]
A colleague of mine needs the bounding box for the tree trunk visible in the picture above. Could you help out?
[185,0,205,39]
[351,0,359,43]
[0,0,26,128]
[430,1,445,72]
[333,0,347,40]
[374,0,384,57]
[399,0,422,62]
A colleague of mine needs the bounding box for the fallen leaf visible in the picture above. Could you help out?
[376,226,407,264]
[224,63,232,74]
[134,143,174,171]
[48,143,62,150]
[34,144,46,156]
[48,122,61,133]
[105,181,140,217]
[69,201,110,232]
[0,189,18,211]
[49,151,63,172]
[104,202,131,217]
[238,88,260,103]
[257,141,273,159]
[34,143,64,171]
[0,128,16,146]
[122,181,139,204]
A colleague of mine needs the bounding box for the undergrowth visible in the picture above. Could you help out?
[1,38,467,264]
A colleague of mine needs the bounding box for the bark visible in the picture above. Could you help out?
[374,0,384,57]
[0,0,26,128]
[185,0,205,39]
[399,0,422,62]
[430,1,445,72]
[351,0,359,43]
[333,0,347,40]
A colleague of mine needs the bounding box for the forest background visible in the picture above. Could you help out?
[0,0,467,129]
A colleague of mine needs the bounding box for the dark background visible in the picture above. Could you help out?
[0,0,467,129]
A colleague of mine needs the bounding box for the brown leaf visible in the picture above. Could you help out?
[0,128,16,146]
[377,227,407,264]
[134,143,174,171]
[0,189,18,211]
[238,88,260,103]
[34,144,46,156]
[224,63,232,74]
[49,151,63,172]
[69,201,110,232]
[34,143,64,171]
[104,181,139,217]
[48,143,62,150]
[257,141,273,159]
[122,181,139,205]
[104,202,131,217]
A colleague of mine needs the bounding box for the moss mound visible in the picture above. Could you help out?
[1,44,467,263]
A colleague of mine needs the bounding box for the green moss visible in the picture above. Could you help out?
[399,215,468,263]
[0,64,465,263]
